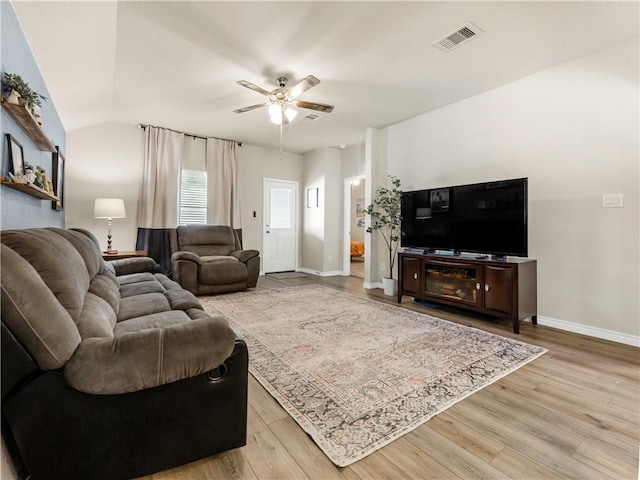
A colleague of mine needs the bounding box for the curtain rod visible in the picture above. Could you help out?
[138,124,242,146]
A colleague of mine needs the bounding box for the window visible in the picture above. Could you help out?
[178,169,207,225]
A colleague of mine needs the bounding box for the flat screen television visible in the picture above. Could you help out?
[401,178,528,258]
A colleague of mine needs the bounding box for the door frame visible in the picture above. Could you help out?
[343,175,366,275]
[263,178,299,273]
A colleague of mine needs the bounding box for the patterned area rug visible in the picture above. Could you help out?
[201,285,547,467]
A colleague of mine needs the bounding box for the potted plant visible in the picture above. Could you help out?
[364,175,402,296]
[2,72,47,110]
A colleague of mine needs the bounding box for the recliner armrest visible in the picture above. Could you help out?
[231,249,260,264]
[171,251,202,265]
[110,257,160,276]
[64,315,236,394]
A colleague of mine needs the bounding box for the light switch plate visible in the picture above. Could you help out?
[602,193,624,208]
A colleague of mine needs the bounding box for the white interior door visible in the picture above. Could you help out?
[263,179,297,273]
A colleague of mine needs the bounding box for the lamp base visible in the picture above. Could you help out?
[104,249,119,254]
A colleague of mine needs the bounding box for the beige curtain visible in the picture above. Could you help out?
[137,127,184,228]
[205,138,241,228]
[136,126,184,274]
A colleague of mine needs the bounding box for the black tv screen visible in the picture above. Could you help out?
[401,178,528,257]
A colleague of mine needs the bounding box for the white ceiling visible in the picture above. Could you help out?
[11,1,639,154]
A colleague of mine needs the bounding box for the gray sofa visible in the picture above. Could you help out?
[1,227,248,480]
[171,225,260,295]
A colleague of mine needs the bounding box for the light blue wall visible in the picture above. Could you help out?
[1,1,65,229]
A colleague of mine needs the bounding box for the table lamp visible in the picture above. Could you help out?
[94,198,126,254]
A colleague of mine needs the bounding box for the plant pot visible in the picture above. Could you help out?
[382,277,398,296]
[7,90,20,105]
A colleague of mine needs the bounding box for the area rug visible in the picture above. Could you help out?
[201,285,547,467]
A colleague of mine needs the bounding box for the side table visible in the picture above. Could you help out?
[102,250,148,261]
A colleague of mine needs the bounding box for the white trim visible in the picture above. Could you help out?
[343,175,366,276]
[363,281,383,290]
[533,316,639,347]
[297,267,344,277]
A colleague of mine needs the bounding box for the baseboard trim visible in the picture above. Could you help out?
[297,268,344,277]
[363,282,383,290]
[535,315,639,347]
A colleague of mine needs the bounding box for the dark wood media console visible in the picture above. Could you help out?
[397,252,537,333]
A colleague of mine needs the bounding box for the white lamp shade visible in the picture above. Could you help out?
[94,198,126,219]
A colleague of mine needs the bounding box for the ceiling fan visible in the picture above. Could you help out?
[233,75,334,125]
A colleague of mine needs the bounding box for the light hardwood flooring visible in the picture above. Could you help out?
[142,274,639,480]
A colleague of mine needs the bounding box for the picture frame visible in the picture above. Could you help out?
[6,134,25,176]
[306,187,318,208]
[51,146,64,210]
[430,188,449,212]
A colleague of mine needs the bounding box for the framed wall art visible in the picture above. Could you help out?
[6,134,25,176]
[51,146,65,210]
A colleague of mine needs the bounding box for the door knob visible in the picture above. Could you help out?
[476,283,481,290]
[485,284,490,292]
[413,273,418,279]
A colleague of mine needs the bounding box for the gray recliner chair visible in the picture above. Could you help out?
[171,225,260,295]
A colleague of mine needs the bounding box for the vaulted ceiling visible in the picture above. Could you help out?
[12,1,639,154]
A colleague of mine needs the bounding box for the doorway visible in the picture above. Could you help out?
[343,176,366,278]
[263,178,298,273]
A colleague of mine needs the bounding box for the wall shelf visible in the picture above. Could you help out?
[1,181,59,201]
[1,100,56,152]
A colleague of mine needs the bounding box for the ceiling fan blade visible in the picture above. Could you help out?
[295,100,334,113]
[289,75,320,99]
[237,80,272,96]
[233,103,269,114]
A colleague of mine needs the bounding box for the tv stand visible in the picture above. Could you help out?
[398,252,537,333]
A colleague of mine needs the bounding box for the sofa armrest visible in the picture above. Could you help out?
[171,251,202,265]
[64,316,236,394]
[109,257,160,276]
[231,249,259,264]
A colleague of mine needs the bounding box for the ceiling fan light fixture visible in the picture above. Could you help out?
[284,107,297,122]
[269,104,282,124]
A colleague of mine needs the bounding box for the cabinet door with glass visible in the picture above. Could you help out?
[423,260,482,307]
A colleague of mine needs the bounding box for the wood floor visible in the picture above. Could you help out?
[142,274,640,480]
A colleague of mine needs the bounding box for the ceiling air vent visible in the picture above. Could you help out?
[303,113,322,122]
[433,22,483,53]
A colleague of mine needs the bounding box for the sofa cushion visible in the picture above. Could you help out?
[65,315,236,394]
[76,292,117,339]
[114,310,191,335]
[118,272,157,285]
[88,274,121,313]
[1,229,90,319]
[0,244,81,370]
[120,280,166,298]
[118,292,171,322]
[199,257,247,285]
[176,225,238,257]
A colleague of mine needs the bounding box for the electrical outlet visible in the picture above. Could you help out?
[602,193,624,208]
[380,262,386,271]
[328,255,332,262]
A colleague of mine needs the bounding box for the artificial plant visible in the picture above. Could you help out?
[3,72,47,108]
[364,175,402,279]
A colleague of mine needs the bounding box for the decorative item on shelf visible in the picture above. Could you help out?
[364,175,402,296]
[2,72,47,128]
[6,89,21,105]
[2,73,47,109]
[6,133,25,175]
[94,198,127,254]
[8,172,36,185]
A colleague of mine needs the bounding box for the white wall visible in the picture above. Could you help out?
[301,147,342,273]
[66,122,142,251]
[381,39,639,340]
[66,125,304,265]
[237,145,303,269]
